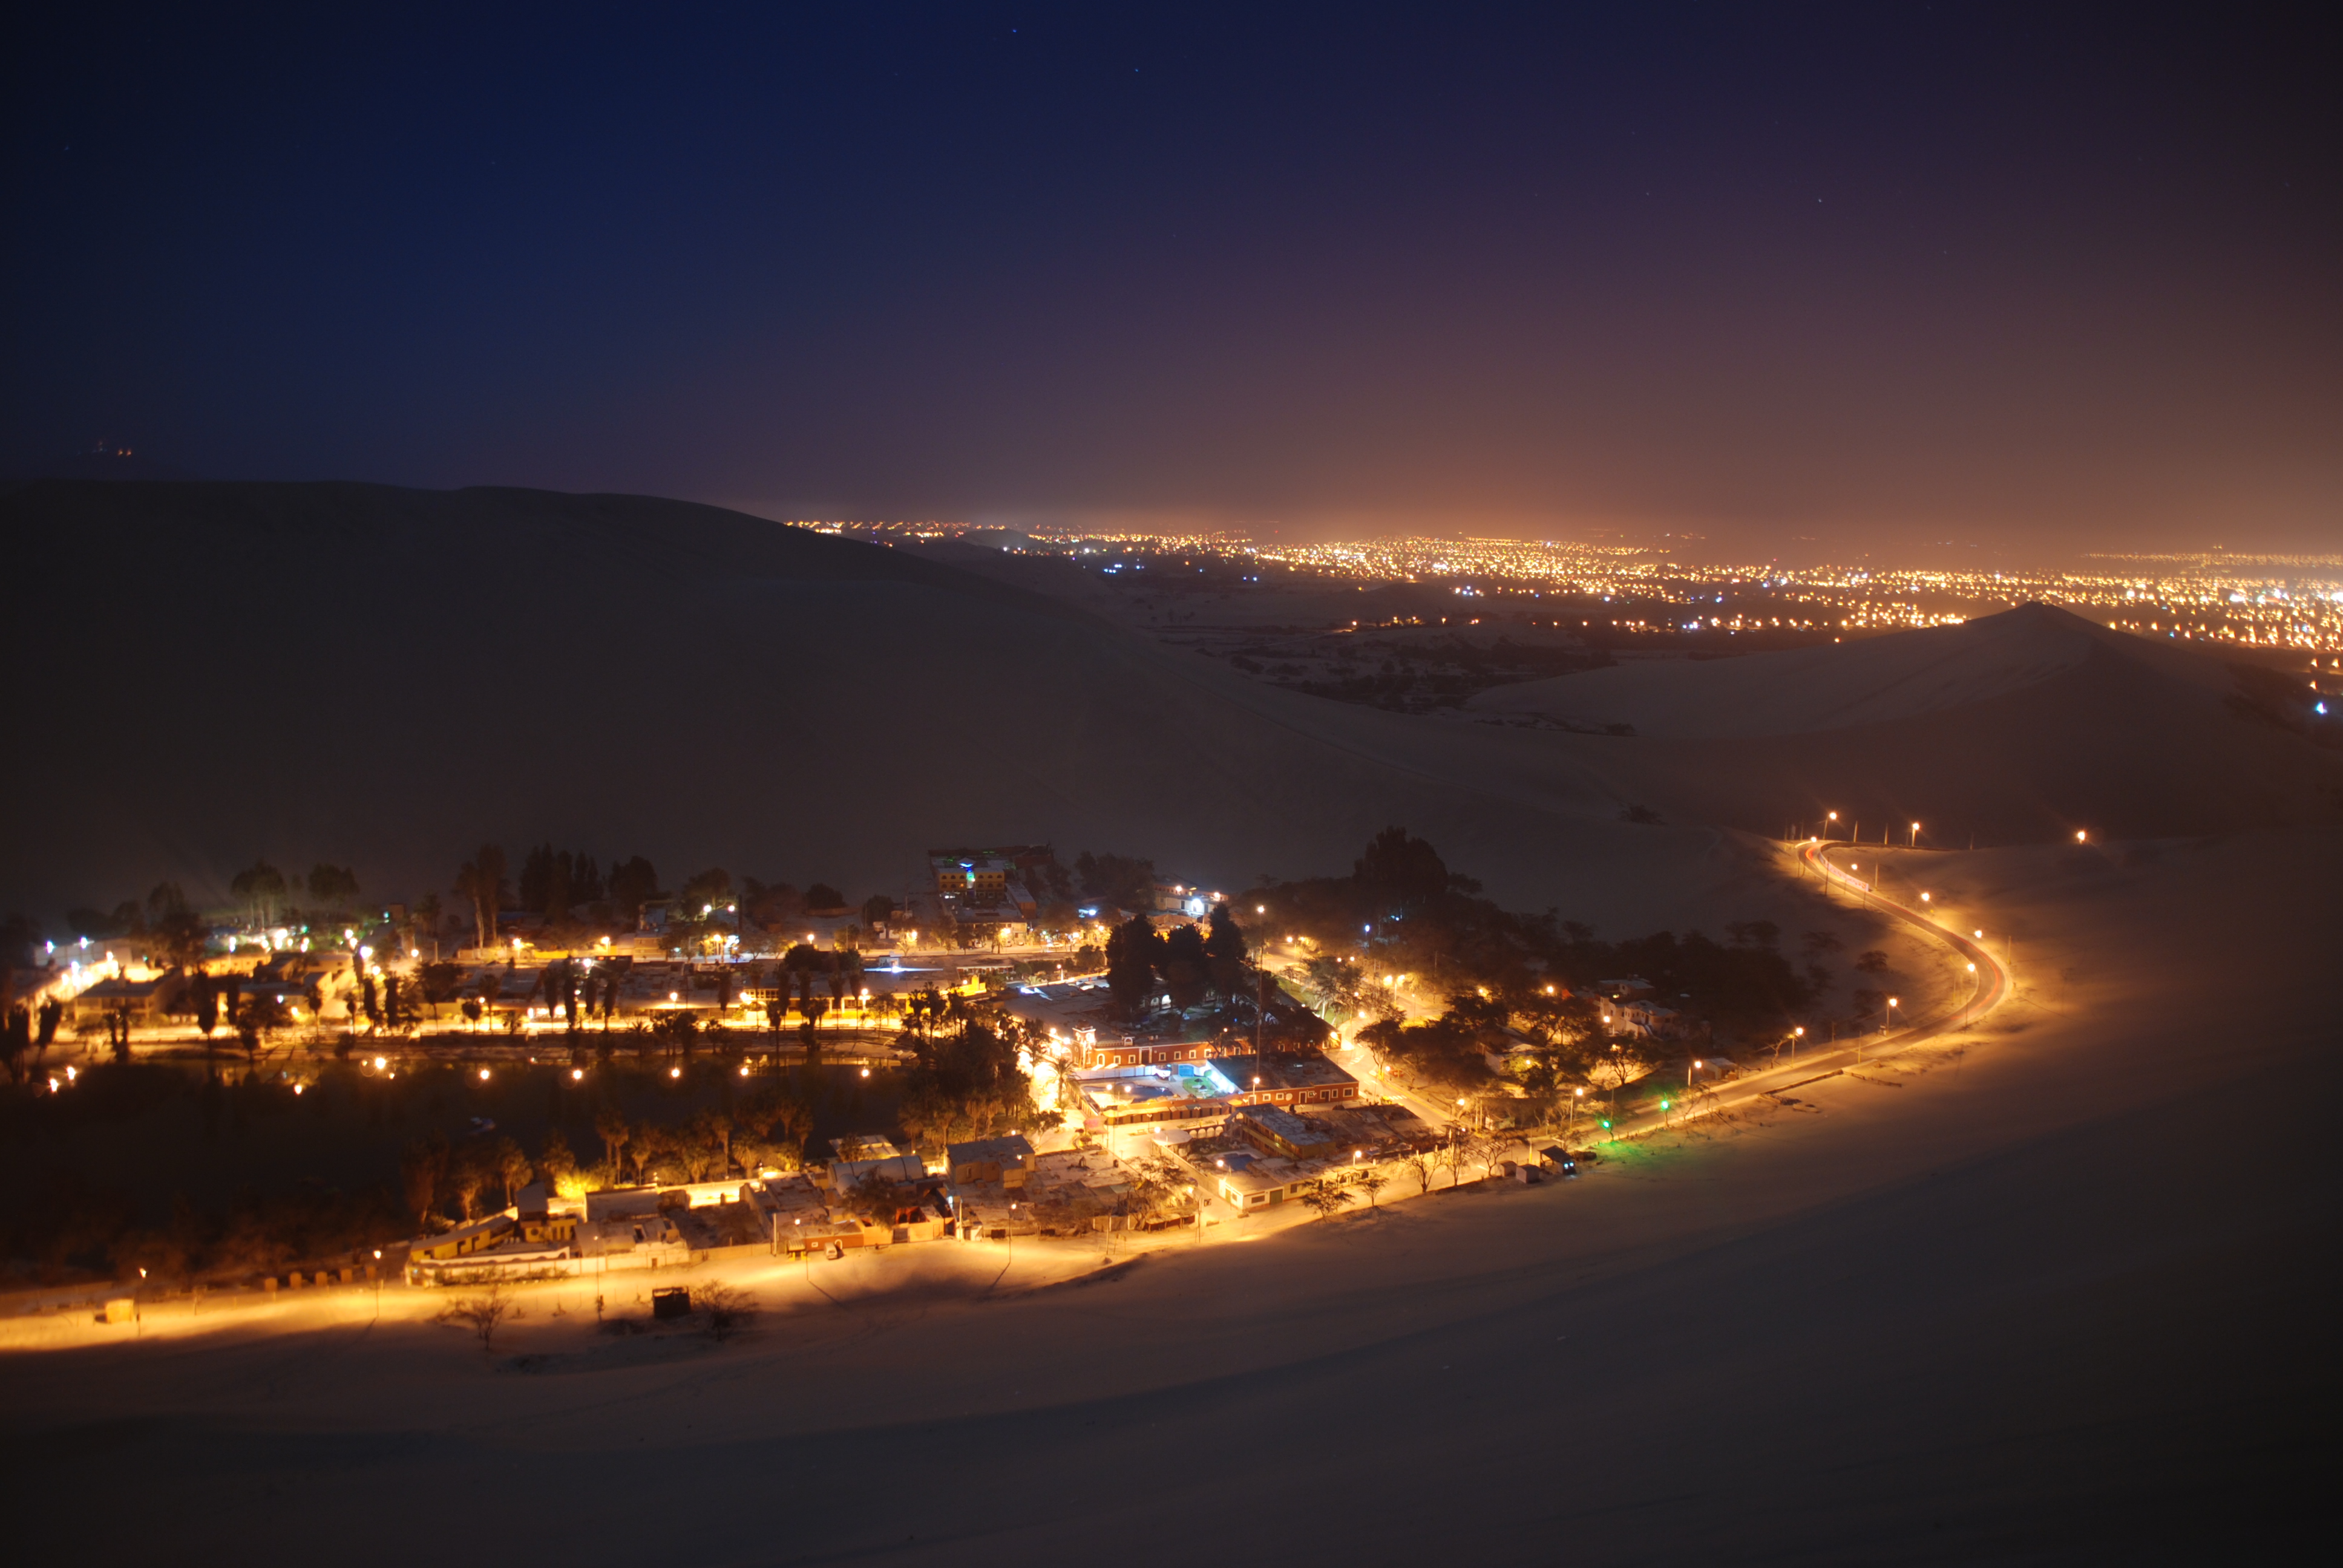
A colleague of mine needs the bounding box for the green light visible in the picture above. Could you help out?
[1599,1119,1611,1128]
[1659,1099,1671,1110]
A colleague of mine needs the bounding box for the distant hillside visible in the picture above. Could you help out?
[1469,604,2343,843]
[10,485,2330,923]
[0,482,1699,922]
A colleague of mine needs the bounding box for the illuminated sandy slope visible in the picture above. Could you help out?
[5,830,2334,1561]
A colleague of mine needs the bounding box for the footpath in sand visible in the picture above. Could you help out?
[7,828,2335,1563]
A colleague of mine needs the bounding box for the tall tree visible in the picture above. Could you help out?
[1354,826,1478,909]
[401,1135,451,1226]
[454,844,509,950]
[607,857,660,927]
[539,1129,579,1195]
[491,1137,534,1206]
[1104,915,1159,1018]
[518,843,557,915]
[594,1109,632,1186]
[230,861,288,927]
[1202,904,1249,996]
[1159,923,1208,1010]
[306,863,360,910]
[190,973,219,1036]
[1075,851,1156,912]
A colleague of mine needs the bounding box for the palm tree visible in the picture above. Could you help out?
[1050,1053,1090,1126]
[491,1136,533,1207]
[594,1108,631,1187]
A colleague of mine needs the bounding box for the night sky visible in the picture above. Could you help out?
[7,4,2338,554]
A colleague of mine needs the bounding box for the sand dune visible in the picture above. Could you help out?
[10,480,2329,915]
[1467,603,2233,737]
[1470,604,2343,843]
[0,482,1711,926]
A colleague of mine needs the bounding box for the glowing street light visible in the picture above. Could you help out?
[1909,821,1921,847]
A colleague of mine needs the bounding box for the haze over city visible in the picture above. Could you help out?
[3,6,2337,1564]
[9,5,2339,558]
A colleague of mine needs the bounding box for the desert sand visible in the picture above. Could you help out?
[7,844,2336,1562]
[4,484,2337,1559]
[2,482,1742,930]
[1473,601,2343,844]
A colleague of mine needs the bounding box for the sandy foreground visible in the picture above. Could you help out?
[5,829,2337,1563]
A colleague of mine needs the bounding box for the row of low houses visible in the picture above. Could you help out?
[401,1132,1182,1286]
[401,1085,1439,1287]
[1177,1100,1438,1211]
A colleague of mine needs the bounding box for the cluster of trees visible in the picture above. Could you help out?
[589,1085,818,1186]
[771,943,865,1025]
[1247,824,1897,1124]
[395,1083,821,1229]
[896,1020,1043,1151]
[397,1131,539,1226]
[2,1111,411,1290]
[47,1183,413,1291]
[1358,991,1630,1106]
[218,861,362,927]
[1072,850,1153,911]
[1102,904,1250,1017]
[454,844,663,947]
[1268,827,1817,1045]
[47,882,215,963]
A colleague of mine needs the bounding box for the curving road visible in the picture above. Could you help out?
[1594,838,2012,1142]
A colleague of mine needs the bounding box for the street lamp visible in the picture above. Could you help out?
[1910,821,1921,848]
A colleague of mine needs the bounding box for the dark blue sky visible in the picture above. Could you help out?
[7,4,2337,552]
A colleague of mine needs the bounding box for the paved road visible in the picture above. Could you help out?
[1593,838,2013,1142]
